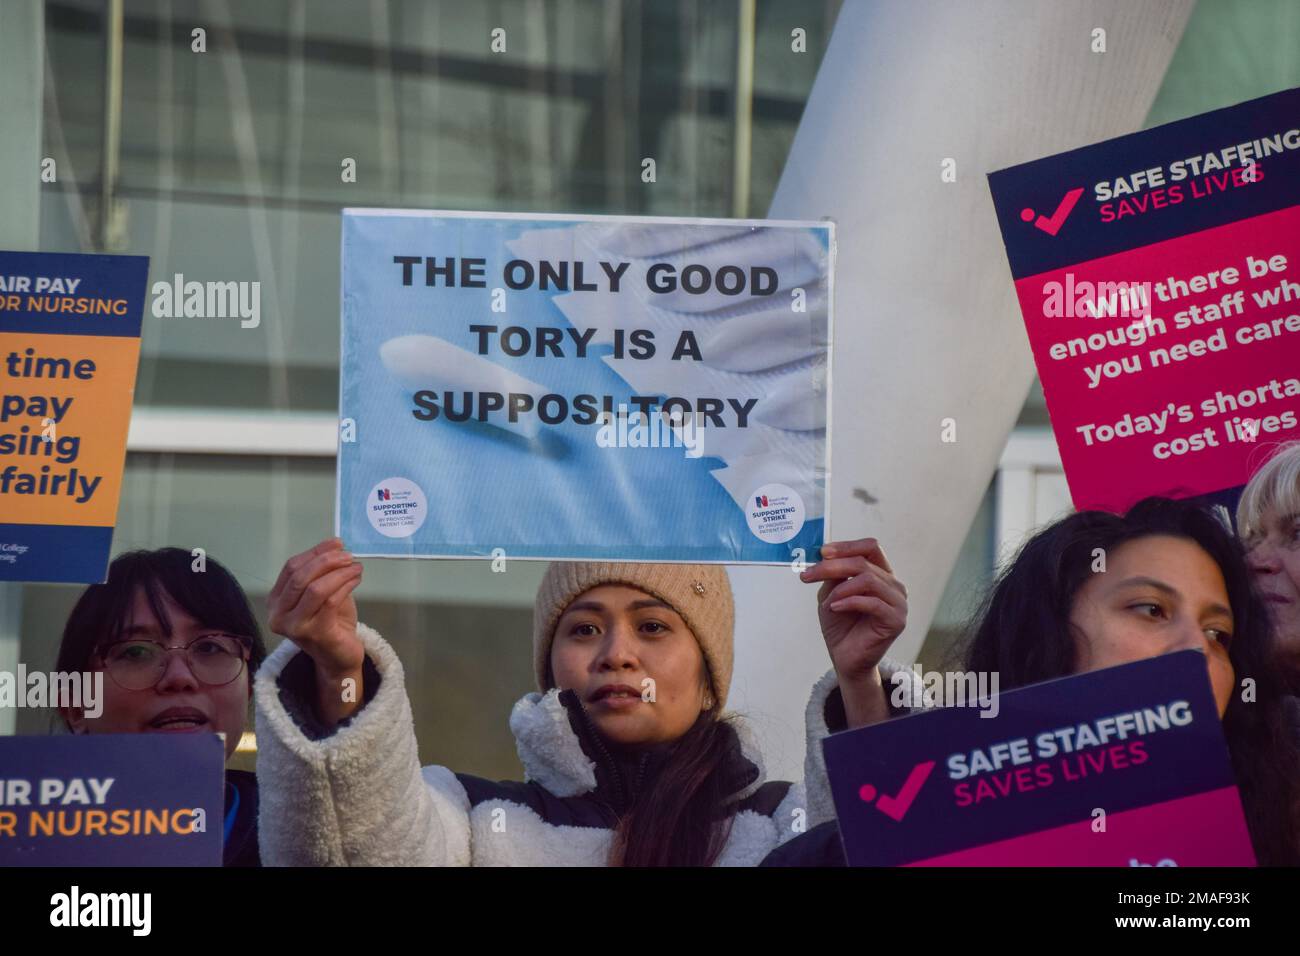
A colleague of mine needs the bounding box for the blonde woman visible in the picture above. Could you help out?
[1238,440,1300,690]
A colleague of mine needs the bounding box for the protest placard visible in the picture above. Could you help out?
[0,250,149,583]
[823,651,1255,866]
[338,209,833,563]
[0,734,224,866]
[988,88,1300,512]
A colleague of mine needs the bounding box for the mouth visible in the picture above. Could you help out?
[589,684,642,706]
[1262,593,1294,606]
[147,708,211,731]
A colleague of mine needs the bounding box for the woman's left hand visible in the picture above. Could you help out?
[800,538,909,726]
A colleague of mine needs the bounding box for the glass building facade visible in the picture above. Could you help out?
[7,0,1300,783]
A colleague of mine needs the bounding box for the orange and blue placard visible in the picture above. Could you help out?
[0,250,149,583]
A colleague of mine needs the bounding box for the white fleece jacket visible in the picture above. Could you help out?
[254,623,920,866]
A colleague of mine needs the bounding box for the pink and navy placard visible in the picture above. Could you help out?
[822,652,1256,867]
[988,88,1300,512]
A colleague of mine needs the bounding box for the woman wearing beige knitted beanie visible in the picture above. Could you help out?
[253,536,917,867]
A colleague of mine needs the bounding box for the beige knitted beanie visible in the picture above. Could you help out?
[532,562,735,710]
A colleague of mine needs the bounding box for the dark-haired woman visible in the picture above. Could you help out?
[254,537,917,866]
[766,497,1300,866]
[56,548,267,866]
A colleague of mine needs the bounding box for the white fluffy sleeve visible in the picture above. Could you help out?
[254,623,473,866]
[792,659,925,834]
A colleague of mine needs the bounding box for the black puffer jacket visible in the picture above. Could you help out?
[222,769,260,867]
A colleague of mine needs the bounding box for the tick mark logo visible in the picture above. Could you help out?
[1020,187,1085,236]
[858,760,935,821]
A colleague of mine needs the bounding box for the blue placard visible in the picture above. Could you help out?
[337,209,833,563]
[0,734,225,866]
[823,652,1256,866]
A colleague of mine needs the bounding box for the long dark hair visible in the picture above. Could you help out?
[56,548,266,728]
[960,497,1300,866]
[612,697,739,867]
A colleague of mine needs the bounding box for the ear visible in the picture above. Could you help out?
[699,657,716,712]
[699,673,714,712]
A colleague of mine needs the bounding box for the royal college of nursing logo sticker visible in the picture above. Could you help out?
[745,483,804,544]
[365,477,427,538]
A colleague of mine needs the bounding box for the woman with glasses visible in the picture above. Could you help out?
[54,548,267,866]
[1238,441,1300,692]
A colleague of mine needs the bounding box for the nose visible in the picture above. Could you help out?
[594,623,640,673]
[1167,617,1212,656]
[1246,541,1280,576]
[154,648,201,692]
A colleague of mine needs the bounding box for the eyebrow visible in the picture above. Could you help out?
[118,625,163,638]
[1114,576,1234,624]
[116,623,223,640]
